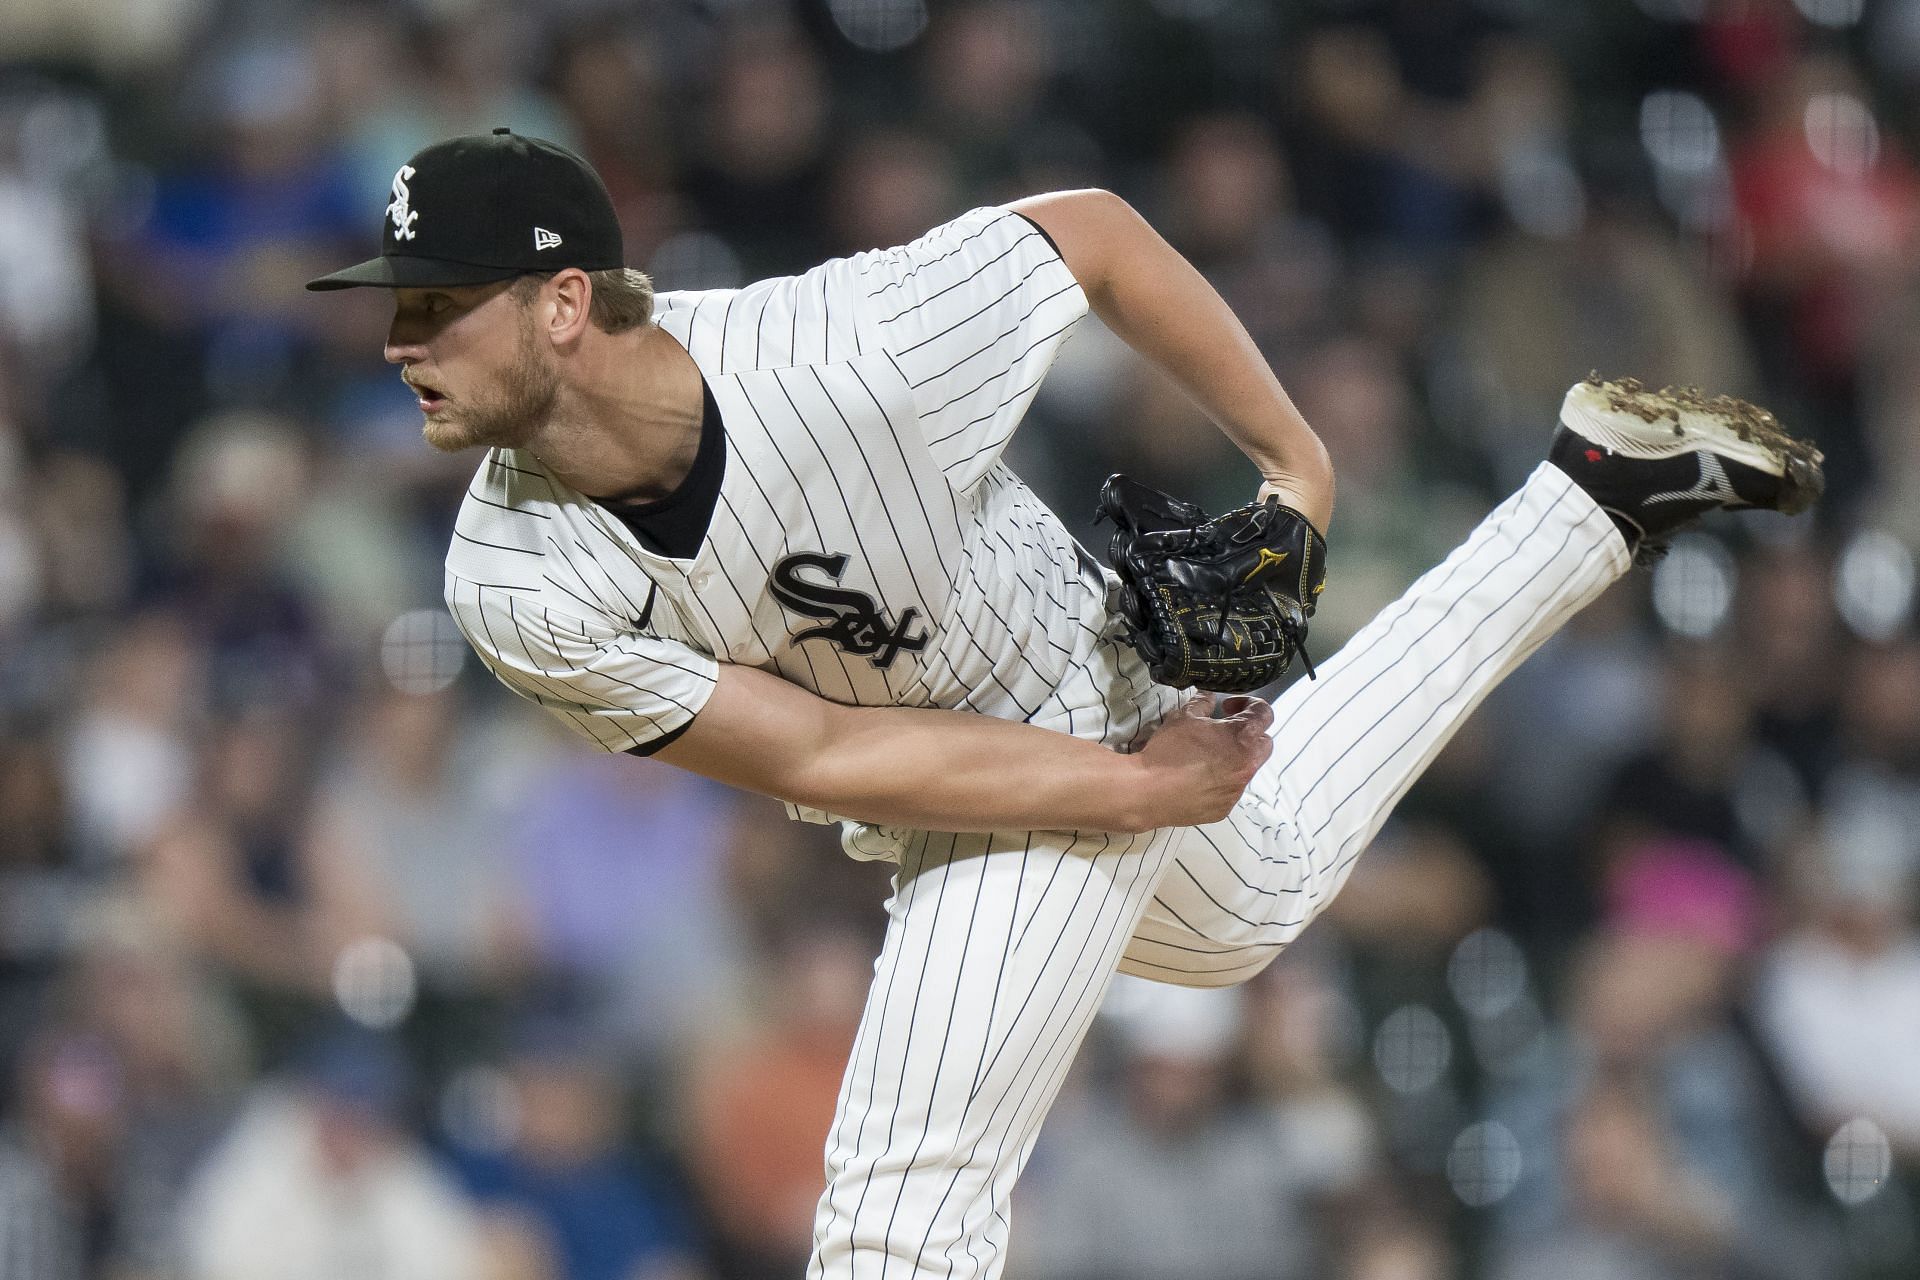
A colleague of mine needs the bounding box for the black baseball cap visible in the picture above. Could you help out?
[307,128,623,291]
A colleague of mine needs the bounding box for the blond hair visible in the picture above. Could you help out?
[512,267,656,334]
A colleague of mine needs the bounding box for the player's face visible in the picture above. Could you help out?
[386,282,559,454]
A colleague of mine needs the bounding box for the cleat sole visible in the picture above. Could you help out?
[1563,375,1825,514]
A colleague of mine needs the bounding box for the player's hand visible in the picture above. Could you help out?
[1126,693,1274,829]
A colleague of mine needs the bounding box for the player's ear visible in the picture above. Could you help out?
[544,268,594,346]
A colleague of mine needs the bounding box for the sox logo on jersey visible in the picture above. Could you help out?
[771,551,929,669]
[442,204,1630,1280]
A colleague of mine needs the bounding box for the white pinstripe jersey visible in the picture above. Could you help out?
[445,206,1180,854]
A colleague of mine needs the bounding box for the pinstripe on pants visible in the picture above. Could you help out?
[807,462,1630,1278]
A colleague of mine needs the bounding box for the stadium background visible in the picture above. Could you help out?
[1,0,1918,1276]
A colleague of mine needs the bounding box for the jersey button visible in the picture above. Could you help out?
[690,571,712,590]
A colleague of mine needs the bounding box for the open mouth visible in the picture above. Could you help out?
[406,375,448,413]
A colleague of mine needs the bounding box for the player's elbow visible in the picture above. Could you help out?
[1036,187,1131,217]
[1037,188,1139,231]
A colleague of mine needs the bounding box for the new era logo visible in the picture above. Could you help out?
[533,227,563,250]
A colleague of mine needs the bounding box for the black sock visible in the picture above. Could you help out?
[1602,508,1642,552]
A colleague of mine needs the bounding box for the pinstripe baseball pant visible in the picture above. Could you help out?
[806,464,1629,1279]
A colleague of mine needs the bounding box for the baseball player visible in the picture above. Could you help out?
[309,130,1822,1279]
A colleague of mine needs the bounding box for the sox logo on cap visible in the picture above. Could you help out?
[386,165,418,241]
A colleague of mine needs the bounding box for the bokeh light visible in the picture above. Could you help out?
[1834,530,1916,641]
[1651,534,1737,638]
[1373,1004,1453,1095]
[380,609,467,695]
[1825,1117,1893,1205]
[1794,0,1867,29]
[1447,1121,1524,1207]
[332,936,418,1030]
[827,0,931,53]
[1640,90,1722,175]
[1447,928,1529,1019]
[1804,92,1882,178]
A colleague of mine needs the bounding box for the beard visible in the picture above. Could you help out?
[420,314,559,454]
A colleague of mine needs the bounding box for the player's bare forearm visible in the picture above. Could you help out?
[655,663,1271,834]
[1010,189,1335,531]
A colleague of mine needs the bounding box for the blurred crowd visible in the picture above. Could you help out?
[1,0,1918,1277]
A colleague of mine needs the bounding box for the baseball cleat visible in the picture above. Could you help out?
[1549,374,1824,561]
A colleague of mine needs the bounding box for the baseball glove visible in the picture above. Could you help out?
[1096,473,1327,692]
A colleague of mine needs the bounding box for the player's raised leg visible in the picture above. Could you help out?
[1119,377,1824,986]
